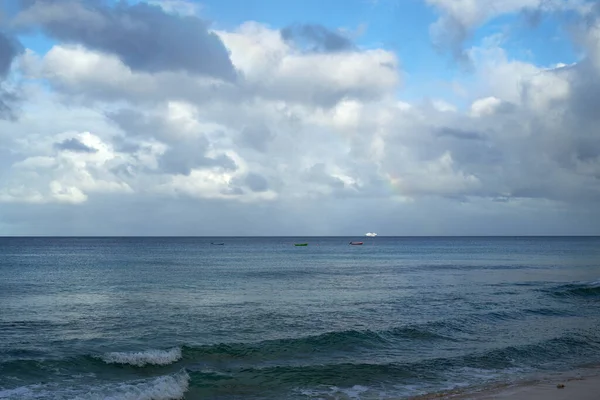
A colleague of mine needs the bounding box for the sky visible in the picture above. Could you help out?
[0,0,599,236]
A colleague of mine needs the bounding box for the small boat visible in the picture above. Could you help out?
[349,241,363,245]
[294,243,308,246]
[211,242,225,245]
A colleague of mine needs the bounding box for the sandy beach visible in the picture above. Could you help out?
[416,368,600,400]
[469,374,600,400]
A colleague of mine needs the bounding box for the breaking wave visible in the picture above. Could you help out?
[98,347,182,367]
[0,370,189,400]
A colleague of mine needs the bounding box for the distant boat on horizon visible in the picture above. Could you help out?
[349,241,364,245]
[211,242,225,245]
[294,243,308,246]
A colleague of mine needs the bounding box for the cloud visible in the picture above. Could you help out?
[0,88,18,121]
[237,124,274,153]
[0,32,21,77]
[217,22,400,107]
[0,31,23,120]
[24,25,399,109]
[13,0,237,81]
[106,103,227,143]
[105,102,240,176]
[147,0,200,16]
[243,172,269,192]
[26,43,238,105]
[280,23,355,52]
[54,137,98,153]
[425,0,592,65]
[1,8,600,234]
[158,140,238,176]
[435,127,486,141]
[0,129,134,205]
[24,20,400,111]
[469,96,517,117]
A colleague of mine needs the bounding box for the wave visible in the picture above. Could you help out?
[0,306,590,399]
[546,280,600,298]
[98,347,182,367]
[181,334,598,392]
[180,326,455,362]
[0,370,189,400]
[1,307,575,371]
[2,332,599,400]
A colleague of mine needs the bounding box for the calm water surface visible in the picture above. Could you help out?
[0,237,599,399]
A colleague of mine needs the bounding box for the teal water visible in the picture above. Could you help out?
[0,236,599,399]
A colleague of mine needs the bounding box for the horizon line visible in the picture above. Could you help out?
[1,235,599,238]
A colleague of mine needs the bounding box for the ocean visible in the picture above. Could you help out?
[0,236,599,399]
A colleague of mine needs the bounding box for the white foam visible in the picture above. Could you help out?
[75,370,189,400]
[297,384,371,399]
[0,371,190,400]
[331,385,370,399]
[0,385,41,399]
[99,347,182,367]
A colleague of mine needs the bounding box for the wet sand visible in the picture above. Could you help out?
[411,368,600,400]
[468,374,600,399]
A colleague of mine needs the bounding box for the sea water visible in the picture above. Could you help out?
[0,236,599,399]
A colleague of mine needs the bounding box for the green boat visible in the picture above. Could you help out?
[294,243,308,246]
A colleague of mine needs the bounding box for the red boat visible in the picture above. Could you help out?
[349,241,363,245]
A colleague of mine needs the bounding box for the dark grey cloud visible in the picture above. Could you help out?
[520,7,545,28]
[158,139,237,176]
[54,137,98,153]
[562,62,600,124]
[280,23,355,53]
[541,62,600,178]
[106,108,237,175]
[238,125,274,153]
[107,108,164,139]
[14,0,237,81]
[574,138,600,163]
[305,163,345,190]
[0,89,18,121]
[107,108,195,143]
[429,15,472,69]
[243,172,269,192]
[0,31,21,77]
[226,172,270,195]
[108,108,234,144]
[435,127,485,141]
[0,30,23,120]
[110,135,141,153]
[432,127,504,169]
[221,185,244,196]
[109,108,156,130]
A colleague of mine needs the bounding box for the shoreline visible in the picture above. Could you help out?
[410,366,600,399]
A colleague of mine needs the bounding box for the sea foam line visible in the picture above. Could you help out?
[99,347,182,367]
[0,370,190,400]
[75,370,189,400]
